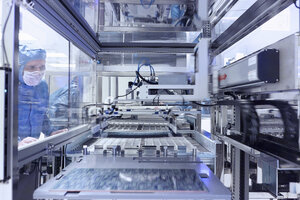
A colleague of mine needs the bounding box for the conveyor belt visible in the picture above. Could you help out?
[103,117,171,137]
[88,137,196,154]
[105,121,170,137]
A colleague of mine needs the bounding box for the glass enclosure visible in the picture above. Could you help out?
[212,0,257,40]
[69,0,99,32]
[97,52,195,103]
[18,7,96,147]
[215,4,300,67]
[70,43,97,128]
[97,1,197,30]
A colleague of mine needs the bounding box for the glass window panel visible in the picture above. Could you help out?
[69,0,99,32]
[216,5,299,67]
[97,2,197,29]
[18,7,69,147]
[212,0,257,40]
[96,1,200,43]
[69,43,96,127]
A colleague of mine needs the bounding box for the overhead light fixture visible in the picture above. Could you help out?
[47,52,68,58]
[49,63,76,68]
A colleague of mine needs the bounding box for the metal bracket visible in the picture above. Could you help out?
[201,20,211,39]
[17,0,34,9]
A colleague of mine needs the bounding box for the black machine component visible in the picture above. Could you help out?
[220,100,300,164]
[218,49,279,90]
[0,66,12,182]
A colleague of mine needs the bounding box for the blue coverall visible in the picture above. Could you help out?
[18,47,52,140]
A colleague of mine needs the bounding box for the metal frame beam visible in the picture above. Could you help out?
[211,0,294,55]
[99,0,195,4]
[18,125,91,167]
[0,1,20,200]
[208,0,238,27]
[30,0,101,58]
[99,42,196,54]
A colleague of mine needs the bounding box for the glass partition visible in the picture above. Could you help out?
[212,0,256,40]
[215,4,300,67]
[96,1,198,30]
[69,0,99,32]
[70,43,96,127]
[18,7,96,147]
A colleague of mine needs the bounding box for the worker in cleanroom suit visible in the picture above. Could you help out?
[49,76,82,131]
[18,46,66,146]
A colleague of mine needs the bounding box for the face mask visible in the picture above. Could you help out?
[23,71,45,86]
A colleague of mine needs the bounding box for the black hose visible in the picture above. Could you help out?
[135,71,158,85]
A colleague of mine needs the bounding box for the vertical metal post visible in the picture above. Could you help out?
[231,146,240,200]
[196,110,201,133]
[96,75,102,104]
[0,1,20,200]
[68,42,71,128]
[231,147,249,200]
[115,77,119,97]
[194,0,209,101]
[210,106,216,135]
[108,76,111,103]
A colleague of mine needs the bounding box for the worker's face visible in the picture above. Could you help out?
[22,59,46,86]
[23,59,46,73]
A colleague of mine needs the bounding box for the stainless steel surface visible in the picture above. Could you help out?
[139,84,197,101]
[218,135,260,157]
[33,156,231,199]
[99,26,199,32]
[218,49,279,89]
[88,138,142,152]
[193,131,219,155]
[99,32,200,44]
[104,119,170,136]
[99,44,195,54]
[217,34,300,94]
[195,38,210,100]
[88,137,196,154]
[158,74,188,85]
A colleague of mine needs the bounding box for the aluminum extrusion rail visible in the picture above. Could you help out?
[210,0,294,55]
[18,125,91,167]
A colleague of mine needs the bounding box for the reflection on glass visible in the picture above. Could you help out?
[18,8,69,147]
[217,5,299,66]
[97,2,197,29]
[69,43,96,127]
[212,0,256,40]
[69,0,99,32]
